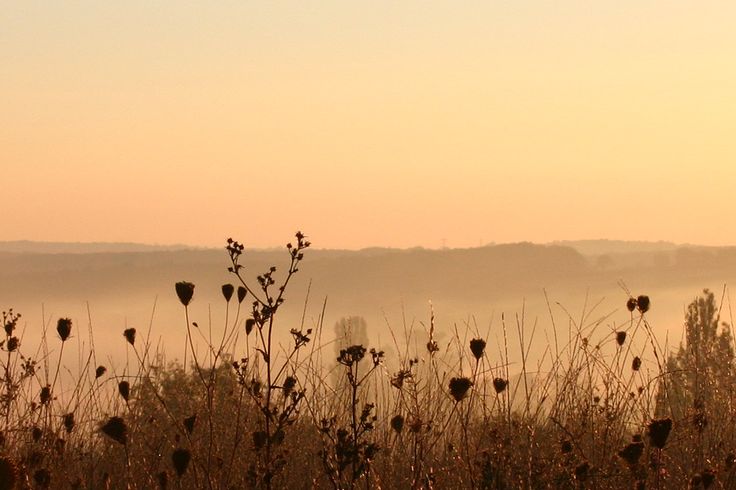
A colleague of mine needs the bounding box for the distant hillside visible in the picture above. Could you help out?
[551,239,682,256]
[0,240,203,254]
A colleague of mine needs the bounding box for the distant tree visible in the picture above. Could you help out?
[656,290,735,421]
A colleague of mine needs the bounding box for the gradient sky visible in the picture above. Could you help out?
[3,1,736,249]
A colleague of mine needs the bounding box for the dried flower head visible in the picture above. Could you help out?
[282,376,297,396]
[32,426,43,442]
[493,377,508,394]
[245,319,255,335]
[648,417,672,449]
[118,381,130,402]
[33,468,51,488]
[123,328,136,346]
[469,338,486,360]
[95,365,107,379]
[618,441,644,466]
[100,416,127,445]
[702,469,715,489]
[6,337,19,352]
[391,414,405,433]
[636,295,650,313]
[0,456,19,490]
[56,318,72,342]
[449,377,473,402]
[616,331,627,346]
[574,462,590,481]
[632,356,642,371]
[560,439,573,454]
[221,284,235,302]
[39,385,51,405]
[171,448,191,477]
[183,414,197,435]
[426,340,439,355]
[626,297,637,312]
[237,286,247,304]
[63,413,75,433]
[157,471,168,489]
[175,281,195,306]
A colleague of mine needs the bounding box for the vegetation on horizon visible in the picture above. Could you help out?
[0,232,735,489]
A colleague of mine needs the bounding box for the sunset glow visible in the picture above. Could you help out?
[4,2,736,248]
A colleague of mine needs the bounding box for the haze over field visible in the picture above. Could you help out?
[4,239,736,372]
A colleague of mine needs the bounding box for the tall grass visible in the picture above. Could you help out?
[0,233,733,489]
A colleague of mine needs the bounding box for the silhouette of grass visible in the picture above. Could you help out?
[0,234,734,488]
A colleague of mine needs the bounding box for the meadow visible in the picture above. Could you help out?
[0,233,733,489]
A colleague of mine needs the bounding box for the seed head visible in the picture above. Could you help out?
[118,381,130,402]
[245,319,255,335]
[175,282,195,306]
[626,297,637,312]
[157,471,168,489]
[469,338,486,360]
[702,469,715,489]
[183,414,197,435]
[56,318,72,342]
[0,456,20,490]
[33,468,51,488]
[237,286,247,303]
[560,439,573,454]
[221,284,234,302]
[39,385,52,405]
[616,331,627,346]
[100,416,127,445]
[449,377,473,402]
[574,462,590,482]
[123,328,136,346]
[6,337,19,352]
[391,414,405,433]
[618,441,644,466]
[636,295,650,313]
[648,417,672,449]
[632,356,642,371]
[63,413,75,433]
[171,448,191,477]
[493,377,508,394]
[32,426,43,442]
[95,365,107,379]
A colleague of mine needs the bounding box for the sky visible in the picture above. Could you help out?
[3,1,736,249]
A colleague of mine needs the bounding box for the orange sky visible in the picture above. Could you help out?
[3,2,736,249]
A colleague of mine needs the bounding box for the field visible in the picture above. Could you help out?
[1,235,734,489]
